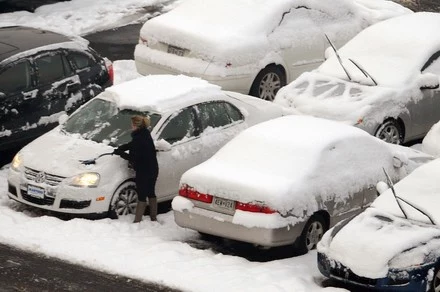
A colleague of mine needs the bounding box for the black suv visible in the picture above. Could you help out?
[0,26,113,151]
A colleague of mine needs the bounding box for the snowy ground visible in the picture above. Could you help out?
[0,164,346,292]
[0,0,182,36]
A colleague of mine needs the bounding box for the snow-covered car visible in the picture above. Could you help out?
[0,26,113,151]
[172,115,433,252]
[421,121,440,158]
[275,12,440,145]
[7,75,285,217]
[134,0,409,100]
[317,158,440,291]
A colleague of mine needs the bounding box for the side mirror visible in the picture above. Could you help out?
[376,181,389,195]
[155,139,171,152]
[58,113,68,125]
[418,73,440,90]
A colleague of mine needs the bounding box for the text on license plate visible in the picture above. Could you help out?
[27,185,45,199]
[213,197,235,211]
[167,45,185,56]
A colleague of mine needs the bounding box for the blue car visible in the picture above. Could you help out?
[317,158,440,291]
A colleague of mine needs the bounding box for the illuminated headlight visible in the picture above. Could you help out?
[69,172,100,188]
[11,154,23,171]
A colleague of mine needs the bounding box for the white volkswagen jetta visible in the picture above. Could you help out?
[134,0,410,100]
[7,75,285,218]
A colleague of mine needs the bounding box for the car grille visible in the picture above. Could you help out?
[21,190,55,206]
[24,167,66,186]
[60,199,91,209]
[329,262,378,286]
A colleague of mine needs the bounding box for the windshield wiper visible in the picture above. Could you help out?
[348,58,378,86]
[382,168,435,225]
[324,34,352,81]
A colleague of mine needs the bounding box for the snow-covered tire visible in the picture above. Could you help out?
[375,119,404,145]
[295,214,327,254]
[249,65,286,101]
[108,181,138,219]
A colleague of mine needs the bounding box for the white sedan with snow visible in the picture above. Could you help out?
[317,158,440,291]
[134,0,409,100]
[172,115,433,252]
[7,75,284,217]
[275,12,440,145]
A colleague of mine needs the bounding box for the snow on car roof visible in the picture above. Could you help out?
[181,115,394,214]
[319,12,440,87]
[141,0,410,62]
[372,158,440,224]
[102,74,222,113]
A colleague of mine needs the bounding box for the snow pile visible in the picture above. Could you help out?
[181,115,402,228]
[0,0,181,36]
[113,60,143,84]
[422,122,440,158]
[104,74,221,112]
[0,166,344,292]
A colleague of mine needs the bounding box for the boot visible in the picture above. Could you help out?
[149,197,157,221]
[133,201,147,223]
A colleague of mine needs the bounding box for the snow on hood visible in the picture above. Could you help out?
[17,128,117,177]
[140,0,410,63]
[102,74,221,113]
[319,12,440,87]
[274,71,415,125]
[372,158,440,225]
[181,115,396,217]
[319,207,440,279]
[422,122,440,158]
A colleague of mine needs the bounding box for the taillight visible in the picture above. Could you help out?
[179,184,213,203]
[236,202,276,214]
[104,57,114,83]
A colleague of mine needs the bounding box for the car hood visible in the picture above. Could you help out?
[274,71,420,126]
[318,208,440,279]
[18,128,122,177]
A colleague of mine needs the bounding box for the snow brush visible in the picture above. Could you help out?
[79,152,114,165]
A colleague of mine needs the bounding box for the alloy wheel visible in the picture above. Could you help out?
[258,72,281,101]
[306,221,324,251]
[376,122,402,144]
[112,185,138,216]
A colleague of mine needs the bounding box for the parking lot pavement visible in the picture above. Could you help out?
[0,242,181,292]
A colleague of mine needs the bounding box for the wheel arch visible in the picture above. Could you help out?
[313,210,330,230]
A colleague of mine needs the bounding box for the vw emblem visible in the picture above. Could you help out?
[34,172,46,184]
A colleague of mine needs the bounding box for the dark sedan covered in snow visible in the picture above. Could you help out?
[0,26,113,150]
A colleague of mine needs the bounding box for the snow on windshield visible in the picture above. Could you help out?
[318,12,440,87]
[181,115,397,227]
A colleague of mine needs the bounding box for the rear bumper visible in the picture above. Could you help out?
[173,199,305,247]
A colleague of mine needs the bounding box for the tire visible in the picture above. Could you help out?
[249,65,286,101]
[108,181,138,219]
[295,214,328,255]
[375,119,403,144]
[430,265,440,292]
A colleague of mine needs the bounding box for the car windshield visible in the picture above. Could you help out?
[62,98,161,146]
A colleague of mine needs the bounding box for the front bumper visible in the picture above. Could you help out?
[173,200,305,247]
[7,168,111,215]
[318,252,434,291]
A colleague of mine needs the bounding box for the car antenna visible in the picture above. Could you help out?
[348,58,378,86]
[382,168,407,219]
[324,34,352,81]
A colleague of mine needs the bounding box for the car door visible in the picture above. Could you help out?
[421,52,440,128]
[0,59,40,148]
[155,106,204,199]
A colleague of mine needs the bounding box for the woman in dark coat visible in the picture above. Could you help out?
[114,115,159,222]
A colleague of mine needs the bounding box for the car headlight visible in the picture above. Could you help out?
[11,154,23,171]
[69,172,100,188]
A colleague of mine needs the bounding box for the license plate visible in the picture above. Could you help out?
[213,197,235,211]
[27,185,45,199]
[167,45,185,56]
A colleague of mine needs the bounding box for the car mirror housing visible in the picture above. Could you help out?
[376,181,389,195]
[155,139,172,152]
[418,73,440,90]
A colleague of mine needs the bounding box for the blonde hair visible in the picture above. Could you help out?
[131,115,150,129]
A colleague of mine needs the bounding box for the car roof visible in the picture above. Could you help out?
[0,26,73,62]
[100,75,225,114]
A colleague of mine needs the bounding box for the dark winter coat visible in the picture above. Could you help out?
[115,128,159,178]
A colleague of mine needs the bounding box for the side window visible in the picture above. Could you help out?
[69,52,94,70]
[36,53,69,84]
[224,102,244,122]
[159,107,196,144]
[0,61,32,93]
[422,52,440,75]
[197,102,232,131]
